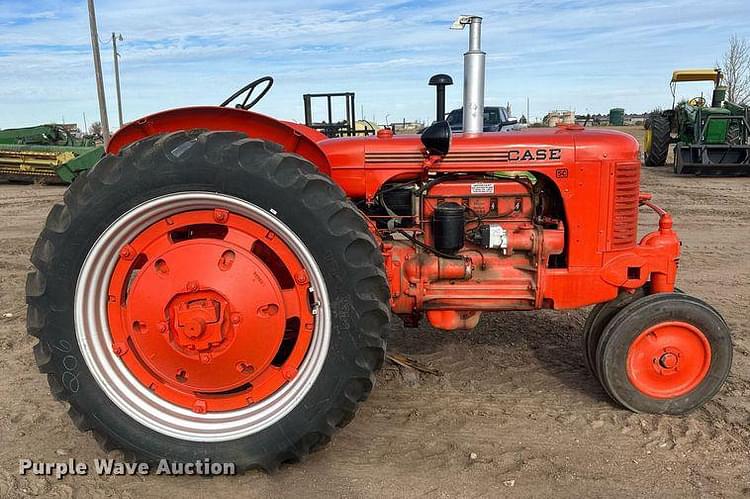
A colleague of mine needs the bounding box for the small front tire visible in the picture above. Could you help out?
[582,289,645,377]
[596,293,731,414]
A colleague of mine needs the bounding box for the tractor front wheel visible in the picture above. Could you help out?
[27,131,390,470]
[644,115,671,167]
[582,289,645,377]
[583,286,683,377]
[595,293,731,414]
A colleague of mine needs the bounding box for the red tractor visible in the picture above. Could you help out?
[27,16,731,470]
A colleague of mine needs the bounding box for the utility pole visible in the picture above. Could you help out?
[526,97,530,123]
[112,32,124,127]
[87,0,110,144]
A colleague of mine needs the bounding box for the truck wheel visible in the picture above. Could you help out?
[27,131,390,471]
[644,115,671,167]
[595,293,731,414]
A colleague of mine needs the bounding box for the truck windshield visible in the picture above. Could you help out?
[484,108,502,125]
[447,108,503,126]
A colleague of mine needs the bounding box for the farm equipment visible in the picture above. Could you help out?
[0,124,103,183]
[0,123,94,147]
[27,16,731,471]
[303,92,376,138]
[644,68,750,175]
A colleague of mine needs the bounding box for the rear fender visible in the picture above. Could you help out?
[107,106,331,174]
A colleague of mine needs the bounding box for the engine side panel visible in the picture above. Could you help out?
[342,127,679,313]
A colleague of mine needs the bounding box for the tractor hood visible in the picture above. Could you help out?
[319,125,638,169]
[317,125,639,198]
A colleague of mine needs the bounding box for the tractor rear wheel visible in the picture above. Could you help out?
[644,115,671,167]
[27,131,390,470]
[595,293,731,414]
[726,122,743,145]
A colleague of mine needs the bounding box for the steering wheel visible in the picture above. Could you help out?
[688,96,706,107]
[220,76,274,110]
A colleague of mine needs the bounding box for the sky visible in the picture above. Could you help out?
[0,0,749,131]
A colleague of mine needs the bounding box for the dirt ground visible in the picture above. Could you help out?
[0,127,748,498]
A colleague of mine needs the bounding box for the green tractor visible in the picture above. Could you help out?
[644,69,750,175]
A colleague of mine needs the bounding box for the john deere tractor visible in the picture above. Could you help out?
[644,68,750,175]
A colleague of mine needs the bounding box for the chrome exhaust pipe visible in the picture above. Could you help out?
[452,16,485,134]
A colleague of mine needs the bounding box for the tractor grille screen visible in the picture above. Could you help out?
[609,161,640,250]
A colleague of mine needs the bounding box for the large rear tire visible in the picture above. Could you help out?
[27,131,390,471]
[644,115,671,167]
[726,122,743,145]
[595,293,731,414]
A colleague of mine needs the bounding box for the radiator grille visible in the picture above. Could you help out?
[609,161,640,250]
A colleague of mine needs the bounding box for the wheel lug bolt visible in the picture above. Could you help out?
[158,322,168,333]
[282,366,298,380]
[192,400,207,414]
[231,313,242,324]
[112,342,128,356]
[659,352,678,369]
[119,244,136,260]
[294,270,309,285]
[213,209,229,223]
[186,280,199,292]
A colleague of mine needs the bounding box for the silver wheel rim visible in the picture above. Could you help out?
[75,192,331,442]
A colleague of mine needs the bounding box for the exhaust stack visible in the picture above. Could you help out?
[451,16,485,134]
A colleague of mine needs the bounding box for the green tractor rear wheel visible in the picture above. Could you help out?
[644,115,671,167]
[726,122,743,145]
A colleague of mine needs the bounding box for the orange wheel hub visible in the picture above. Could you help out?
[107,209,314,413]
[626,321,711,399]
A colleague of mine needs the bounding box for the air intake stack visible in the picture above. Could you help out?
[451,15,485,134]
[429,74,453,123]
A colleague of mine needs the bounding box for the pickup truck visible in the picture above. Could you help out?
[446,106,523,132]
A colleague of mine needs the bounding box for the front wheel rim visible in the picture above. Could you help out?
[75,192,331,442]
[626,321,711,399]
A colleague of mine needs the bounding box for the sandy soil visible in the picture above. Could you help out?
[0,127,748,497]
